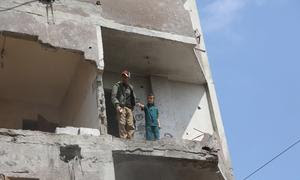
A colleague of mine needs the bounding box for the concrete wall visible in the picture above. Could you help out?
[100,0,194,37]
[0,99,60,129]
[101,28,205,85]
[150,76,214,140]
[0,60,99,131]
[0,35,81,108]
[0,0,195,69]
[0,2,100,66]
[0,130,115,180]
[60,61,98,129]
[0,129,221,180]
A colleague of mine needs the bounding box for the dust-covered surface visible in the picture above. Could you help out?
[0,128,230,180]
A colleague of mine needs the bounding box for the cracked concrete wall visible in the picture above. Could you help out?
[96,74,107,135]
[0,0,195,68]
[0,129,222,180]
[0,1,233,179]
[0,0,105,130]
[0,131,115,180]
[0,1,100,67]
[0,0,199,134]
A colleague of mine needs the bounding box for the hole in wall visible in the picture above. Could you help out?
[59,145,83,163]
[96,1,101,5]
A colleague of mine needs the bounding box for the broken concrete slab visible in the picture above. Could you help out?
[55,127,79,135]
[79,127,100,136]
[0,128,225,180]
[55,127,101,136]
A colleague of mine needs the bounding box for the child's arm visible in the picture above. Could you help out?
[158,119,161,128]
[157,109,161,128]
[136,102,145,110]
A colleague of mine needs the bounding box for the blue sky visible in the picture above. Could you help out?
[197,0,300,179]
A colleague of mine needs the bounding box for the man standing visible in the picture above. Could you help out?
[111,70,136,139]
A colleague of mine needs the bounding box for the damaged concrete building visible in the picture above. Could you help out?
[0,0,234,179]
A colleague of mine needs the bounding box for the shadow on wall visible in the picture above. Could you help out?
[104,88,119,137]
[113,152,220,180]
[23,114,58,133]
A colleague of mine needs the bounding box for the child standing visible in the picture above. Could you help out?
[137,93,160,141]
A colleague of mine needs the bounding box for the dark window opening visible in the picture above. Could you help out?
[104,89,119,137]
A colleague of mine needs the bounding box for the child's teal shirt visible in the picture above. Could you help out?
[143,103,159,126]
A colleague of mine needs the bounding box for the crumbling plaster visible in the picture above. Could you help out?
[0,34,100,131]
[0,0,197,69]
[0,129,223,180]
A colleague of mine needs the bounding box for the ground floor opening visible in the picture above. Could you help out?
[113,153,221,180]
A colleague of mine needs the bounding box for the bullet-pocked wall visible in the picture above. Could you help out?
[0,34,98,132]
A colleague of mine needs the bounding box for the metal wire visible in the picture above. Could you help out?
[0,0,38,12]
[243,138,300,180]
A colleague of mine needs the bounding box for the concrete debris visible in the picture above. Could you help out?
[55,127,79,136]
[56,127,101,136]
[79,127,100,136]
[0,129,225,179]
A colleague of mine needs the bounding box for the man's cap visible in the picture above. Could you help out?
[148,93,155,97]
[121,70,130,78]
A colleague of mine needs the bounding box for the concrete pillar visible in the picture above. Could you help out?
[96,26,107,135]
